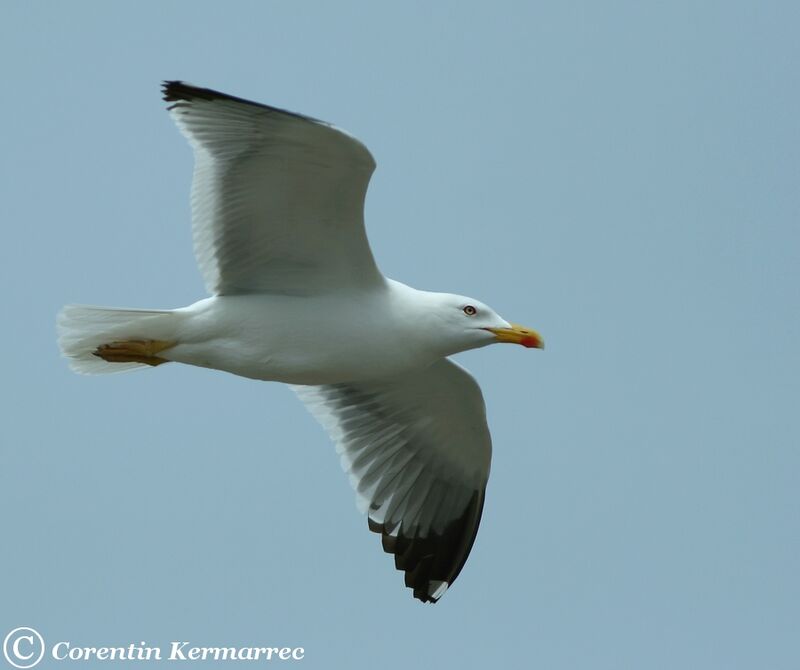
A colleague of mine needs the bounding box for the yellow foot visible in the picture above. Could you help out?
[93,339,175,366]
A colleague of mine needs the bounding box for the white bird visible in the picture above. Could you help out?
[57,81,544,603]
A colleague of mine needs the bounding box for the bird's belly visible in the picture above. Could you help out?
[164,295,432,385]
[169,335,425,385]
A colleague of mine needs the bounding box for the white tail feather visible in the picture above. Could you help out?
[57,305,176,375]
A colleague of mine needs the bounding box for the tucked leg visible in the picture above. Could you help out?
[93,340,175,366]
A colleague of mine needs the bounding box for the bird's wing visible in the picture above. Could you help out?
[293,358,492,603]
[163,81,384,296]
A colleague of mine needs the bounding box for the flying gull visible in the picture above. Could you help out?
[57,81,544,603]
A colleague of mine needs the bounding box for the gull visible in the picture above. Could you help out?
[57,81,544,603]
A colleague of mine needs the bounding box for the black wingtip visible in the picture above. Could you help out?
[162,80,182,101]
[159,80,324,123]
[161,80,216,103]
[162,80,249,113]
[371,490,485,605]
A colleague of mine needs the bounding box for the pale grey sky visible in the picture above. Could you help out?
[2,2,798,668]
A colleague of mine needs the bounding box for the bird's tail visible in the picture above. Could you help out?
[57,304,177,375]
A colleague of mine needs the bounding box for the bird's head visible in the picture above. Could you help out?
[423,292,544,356]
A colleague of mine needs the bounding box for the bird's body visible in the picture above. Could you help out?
[58,82,543,603]
[135,281,490,385]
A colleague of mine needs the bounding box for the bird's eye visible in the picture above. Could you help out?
[463,305,477,316]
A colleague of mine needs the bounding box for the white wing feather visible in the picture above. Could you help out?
[163,81,384,296]
[293,358,492,602]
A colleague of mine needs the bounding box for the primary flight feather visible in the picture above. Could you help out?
[57,81,544,603]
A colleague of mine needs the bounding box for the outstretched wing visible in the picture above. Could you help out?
[163,81,384,296]
[293,359,492,603]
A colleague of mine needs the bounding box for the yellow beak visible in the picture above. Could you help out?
[486,324,544,349]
